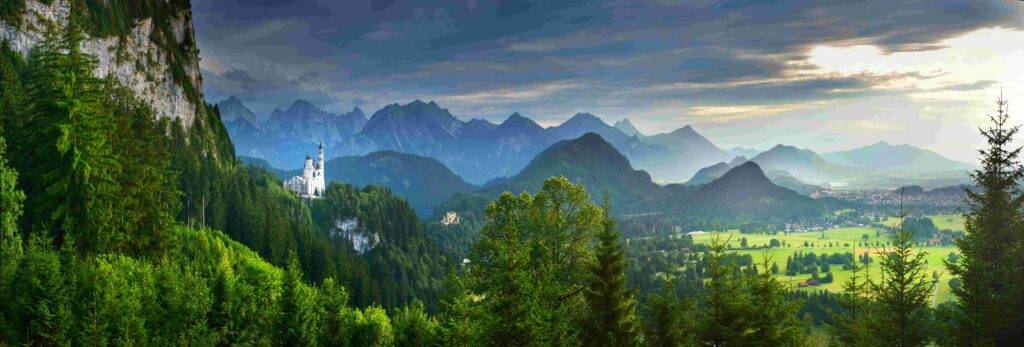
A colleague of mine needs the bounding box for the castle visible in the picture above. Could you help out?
[283,143,326,199]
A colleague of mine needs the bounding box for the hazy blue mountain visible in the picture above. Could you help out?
[751,144,853,185]
[223,98,368,169]
[549,113,633,145]
[336,103,558,184]
[765,170,821,195]
[687,162,733,186]
[822,141,974,173]
[217,95,263,123]
[687,156,820,195]
[438,134,830,225]
[226,99,727,185]
[281,151,475,216]
[238,155,289,177]
[614,118,642,137]
[264,99,367,146]
[633,125,733,182]
[728,146,762,159]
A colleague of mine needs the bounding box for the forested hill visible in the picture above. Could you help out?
[437,133,832,228]
[483,132,666,212]
[1,4,455,344]
[280,151,477,217]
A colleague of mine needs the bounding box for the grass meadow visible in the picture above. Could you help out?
[688,214,963,304]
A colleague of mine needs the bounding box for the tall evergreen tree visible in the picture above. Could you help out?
[582,197,643,347]
[696,237,752,345]
[21,16,118,254]
[867,210,936,347]
[645,279,692,347]
[470,176,603,345]
[0,136,26,339]
[747,254,806,345]
[947,95,1024,344]
[832,247,875,345]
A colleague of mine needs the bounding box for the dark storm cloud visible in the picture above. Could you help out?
[192,0,1022,120]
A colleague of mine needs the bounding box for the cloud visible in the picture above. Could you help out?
[191,0,1023,162]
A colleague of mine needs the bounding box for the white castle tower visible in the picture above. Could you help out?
[284,142,326,199]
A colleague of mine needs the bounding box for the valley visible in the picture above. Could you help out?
[2,1,1020,346]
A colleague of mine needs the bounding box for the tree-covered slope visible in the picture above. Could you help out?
[309,183,452,310]
[684,161,825,220]
[283,151,476,217]
[488,132,665,212]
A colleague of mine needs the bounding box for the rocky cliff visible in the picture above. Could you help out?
[1,0,203,127]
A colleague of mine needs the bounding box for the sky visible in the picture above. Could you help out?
[193,0,1024,164]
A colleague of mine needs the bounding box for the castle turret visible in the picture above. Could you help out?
[318,141,325,167]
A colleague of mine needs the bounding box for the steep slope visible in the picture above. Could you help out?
[822,141,974,172]
[687,157,820,195]
[339,102,559,184]
[226,98,367,169]
[217,95,262,123]
[487,132,664,212]
[686,162,824,219]
[548,113,631,145]
[632,125,732,182]
[284,151,476,217]
[687,162,733,186]
[2,0,203,127]
[264,99,367,146]
[614,118,643,137]
[751,144,853,184]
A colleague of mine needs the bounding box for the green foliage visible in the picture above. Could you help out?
[582,197,643,346]
[66,0,201,103]
[20,17,119,254]
[0,0,26,27]
[644,280,694,346]
[470,176,603,345]
[946,95,1024,344]
[391,300,442,346]
[867,213,936,346]
[693,238,806,345]
[309,183,452,310]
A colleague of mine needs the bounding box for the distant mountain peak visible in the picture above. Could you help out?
[575,132,606,144]
[725,161,770,180]
[613,118,642,136]
[499,112,542,130]
[669,125,700,137]
[562,112,606,126]
[728,156,748,166]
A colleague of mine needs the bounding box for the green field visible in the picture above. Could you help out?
[689,224,959,304]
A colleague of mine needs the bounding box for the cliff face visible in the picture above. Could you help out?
[1,0,203,128]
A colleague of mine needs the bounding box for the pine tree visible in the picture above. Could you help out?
[277,253,320,346]
[696,237,752,345]
[21,15,118,254]
[867,210,936,347]
[832,247,875,345]
[645,279,692,347]
[582,197,643,346]
[470,177,603,345]
[747,254,806,345]
[947,94,1024,344]
[0,136,26,338]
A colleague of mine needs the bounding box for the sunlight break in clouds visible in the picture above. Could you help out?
[805,28,1024,101]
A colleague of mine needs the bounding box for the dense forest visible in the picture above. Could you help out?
[1,12,1023,347]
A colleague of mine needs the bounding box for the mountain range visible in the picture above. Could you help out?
[438,133,823,223]
[221,97,975,189]
[822,141,975,172]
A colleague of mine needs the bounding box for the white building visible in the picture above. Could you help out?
[284,142,326,199]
